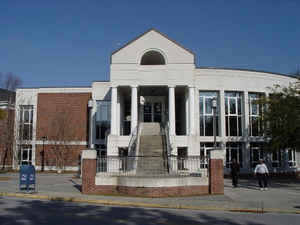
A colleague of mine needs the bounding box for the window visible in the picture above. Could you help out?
[199,92,219,136]
[271,150,282,168]
[226,142,243,168]
[96,101,111,141]
[249,93,263,136]
[225,92,242,136]
[250,143,264,168]
[140,50,166,65]
[200,142,220,168]
[288,149,296,167]
[18,145,32,165]
[19,105,33,140]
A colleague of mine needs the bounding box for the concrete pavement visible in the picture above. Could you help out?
[1,172,300,214]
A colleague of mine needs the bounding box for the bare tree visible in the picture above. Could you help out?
[42,106,81,172]
[0,72,22,170]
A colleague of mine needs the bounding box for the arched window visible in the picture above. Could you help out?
[140,50,166,65]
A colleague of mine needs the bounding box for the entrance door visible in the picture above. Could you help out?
[142,97,165,123]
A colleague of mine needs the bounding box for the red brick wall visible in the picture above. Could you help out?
[0,108,15,168]
[82,158,96,194]
[35,144,86,168]
[36,93,91,141]
[209,159,224,194]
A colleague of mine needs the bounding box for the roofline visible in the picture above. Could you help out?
[196,67,299,78]
[91,80,111,83]
[16,85,92,90]
[110,28,195,64]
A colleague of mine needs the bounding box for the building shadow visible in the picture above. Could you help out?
[0,198,268,225]
[69,179,82,192]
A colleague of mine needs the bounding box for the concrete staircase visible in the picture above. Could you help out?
[137,123,168,175]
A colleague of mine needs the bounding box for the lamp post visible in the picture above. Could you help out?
[41,136,47,172]
[212,97,217,149]
[88,98,94,149]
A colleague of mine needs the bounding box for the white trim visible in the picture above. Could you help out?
[16,87,92,93]
[35,140,88,145]
[35,166,79,171]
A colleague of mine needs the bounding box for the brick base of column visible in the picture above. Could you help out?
[82,158,96,194]
[209,158,224,194]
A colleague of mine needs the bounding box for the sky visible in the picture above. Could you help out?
[0,0,299,88]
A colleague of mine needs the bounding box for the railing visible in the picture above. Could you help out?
[161,122,172,156]
[128,123,140,157]
[97,156,208,177]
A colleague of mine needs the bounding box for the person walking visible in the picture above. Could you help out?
[231,158,240,188]
[254,159,269,190]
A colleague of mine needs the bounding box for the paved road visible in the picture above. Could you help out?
[0,197,299,225]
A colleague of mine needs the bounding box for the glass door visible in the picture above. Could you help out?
[143,102,153,122]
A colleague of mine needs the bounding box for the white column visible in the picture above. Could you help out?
[219,90,226,138]
[88,99,95,149]
[195,88,200,136]
[243,91,251,170]
[131,85,138,134]
[168,85,176,135]
[188,86,195,135]
[110,86,118,135]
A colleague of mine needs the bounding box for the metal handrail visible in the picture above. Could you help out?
[161,121,173,173]
[128,122,140,157]
[161,121,172,155]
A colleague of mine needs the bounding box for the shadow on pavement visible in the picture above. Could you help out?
[0,198,267,225]
[69,179,82,192]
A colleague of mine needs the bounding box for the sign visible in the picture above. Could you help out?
[19,165,36,192]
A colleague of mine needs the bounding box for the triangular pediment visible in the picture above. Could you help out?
[111,29,195,64]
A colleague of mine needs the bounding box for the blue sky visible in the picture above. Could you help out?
[0,0,299,87]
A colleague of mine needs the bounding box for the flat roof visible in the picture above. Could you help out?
[196,66,298,78]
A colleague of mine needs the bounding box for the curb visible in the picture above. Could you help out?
[1,192,300,215]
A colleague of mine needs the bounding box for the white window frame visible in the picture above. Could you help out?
[20,145,32,165]
[199,91,219,136]
[19,105,33,141]
[226,142,243,168]
[249,93,263,137]
[288,149,297,167]
[95,101,111,142]
[225,92,243,136]
[250,143,264,168]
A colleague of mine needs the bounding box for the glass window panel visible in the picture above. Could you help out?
[22,150,28,160]
[199,97,204,115]
[251,117,259,136]
[205,98,212,114]
[24,111,29,123]
[225,117,229,136]
[251,103,258,115]
[229,116,237,136]
[225,98,228,115]
[205,116,213,136]
[96,101,111,122]
[200,117,204,136]
[229,99,236,114]
[154,102,162,113]
[238,98,242,115]
[238,117,242,136]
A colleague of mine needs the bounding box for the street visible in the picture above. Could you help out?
[0,196,299,225]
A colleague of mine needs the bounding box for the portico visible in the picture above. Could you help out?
[109,85,196,137]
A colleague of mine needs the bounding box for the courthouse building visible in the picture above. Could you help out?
[14,29,299,174]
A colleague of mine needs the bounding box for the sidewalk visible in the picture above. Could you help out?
[1,172,300,214]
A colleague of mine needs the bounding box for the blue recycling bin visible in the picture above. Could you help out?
[19,165,36,192]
